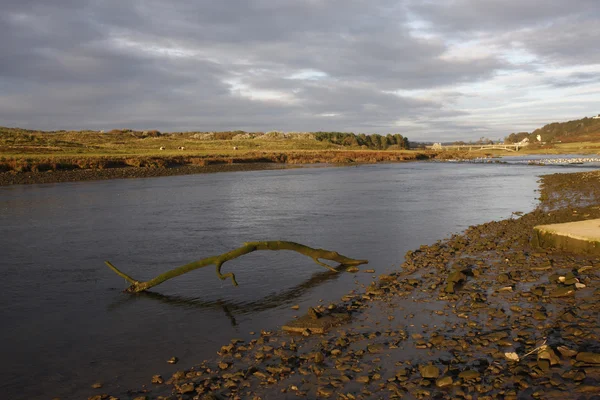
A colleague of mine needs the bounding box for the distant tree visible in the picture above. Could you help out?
[505,132,530,143]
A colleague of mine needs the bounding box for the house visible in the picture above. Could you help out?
[593,114,600,119]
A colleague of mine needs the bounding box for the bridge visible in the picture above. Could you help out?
[429,143,527,152]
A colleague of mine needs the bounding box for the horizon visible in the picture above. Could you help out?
[1,1,599,142]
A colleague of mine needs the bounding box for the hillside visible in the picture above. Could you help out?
[506,115,600,144]
[0,127,409,156]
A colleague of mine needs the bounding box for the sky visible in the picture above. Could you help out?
[1,0,599,141]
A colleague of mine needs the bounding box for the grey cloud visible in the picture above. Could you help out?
[0,0,596,139]
[408,0,600,34]
[544,72,600,88]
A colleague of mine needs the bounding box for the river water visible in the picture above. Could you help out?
[0,161,592,399]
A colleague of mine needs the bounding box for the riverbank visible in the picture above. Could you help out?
[0,163,291,186]
[0,150,477,186]
[85,170,600,399]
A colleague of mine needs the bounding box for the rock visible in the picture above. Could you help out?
[151,375,164,384]
[178,383,195,394]
[91,382,103,389]
[291,305,300,310]
[458,370,480,380]
[346,266,359,273]
[578,266,593,274]
[419,365,440,379]
[576,352,600,364]
[557,345,578,358]
[447,270,467,284]
[356,375,370,383]
[167,356,178,364]
[538,348,560,366]
[530,286,545,296]
[550,287,575,297]
[308,307,322,320]
[436,376,453,388]
[533,310,546,320]
[220,344,234,354]
[314,352,324,364]
[367,343,385,353]
[317,387,334,397]
[562,369,586,381]
[218,362,230,370]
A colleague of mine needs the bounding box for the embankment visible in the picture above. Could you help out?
[0,150,470,186]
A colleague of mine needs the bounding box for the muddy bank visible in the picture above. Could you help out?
[0,150,473,186]
[0,163,289,186]
[89,170,600,400]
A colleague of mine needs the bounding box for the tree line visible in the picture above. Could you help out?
[314,132,409,149]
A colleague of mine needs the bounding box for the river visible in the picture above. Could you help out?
[0,160,593,399]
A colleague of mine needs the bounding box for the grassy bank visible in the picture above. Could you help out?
[0,126,472,185]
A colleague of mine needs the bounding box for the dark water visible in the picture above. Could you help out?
[0,162,589,399]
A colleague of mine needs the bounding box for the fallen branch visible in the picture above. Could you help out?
[105,241,368,293]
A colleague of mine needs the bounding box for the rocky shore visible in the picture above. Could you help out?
[89,170,600,400]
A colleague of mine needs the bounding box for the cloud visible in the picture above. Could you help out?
[0,0,598,140]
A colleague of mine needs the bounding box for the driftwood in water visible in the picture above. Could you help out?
[105,241,368,293]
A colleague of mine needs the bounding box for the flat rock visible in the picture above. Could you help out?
[419,365,440,379]
[533,219,600,255]
[576,352,600,364]
[282,312,350,334]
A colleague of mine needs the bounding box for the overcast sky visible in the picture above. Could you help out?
[1,0,599,141]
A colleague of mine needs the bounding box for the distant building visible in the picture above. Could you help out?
[593,114,600,119]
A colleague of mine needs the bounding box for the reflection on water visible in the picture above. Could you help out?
[0,161,591,400]
[109,263,347,326]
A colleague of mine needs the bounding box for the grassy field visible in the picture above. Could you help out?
[0,127,424,173]
[2,125,598,174]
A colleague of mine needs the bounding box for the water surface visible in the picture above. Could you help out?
[0,161,590,399]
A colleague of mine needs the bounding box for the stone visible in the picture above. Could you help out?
[556,345,578,358]
[367,343,385,354]
[459,370,480,380]
[151,375,164,384]
[167,356,178,364]
[419,365,440,379]
[550,287,575,297]
[538,348,560,366]
[314,352,324,364]
[436,376,453,388]
[282,311,350,334]
[178,383,195,394]
[576,352,600,364]
[316,387,334,397]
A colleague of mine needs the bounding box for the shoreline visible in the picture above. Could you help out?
[86,169,600,399]
[0,162,292,186]
[0,150,475,187]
